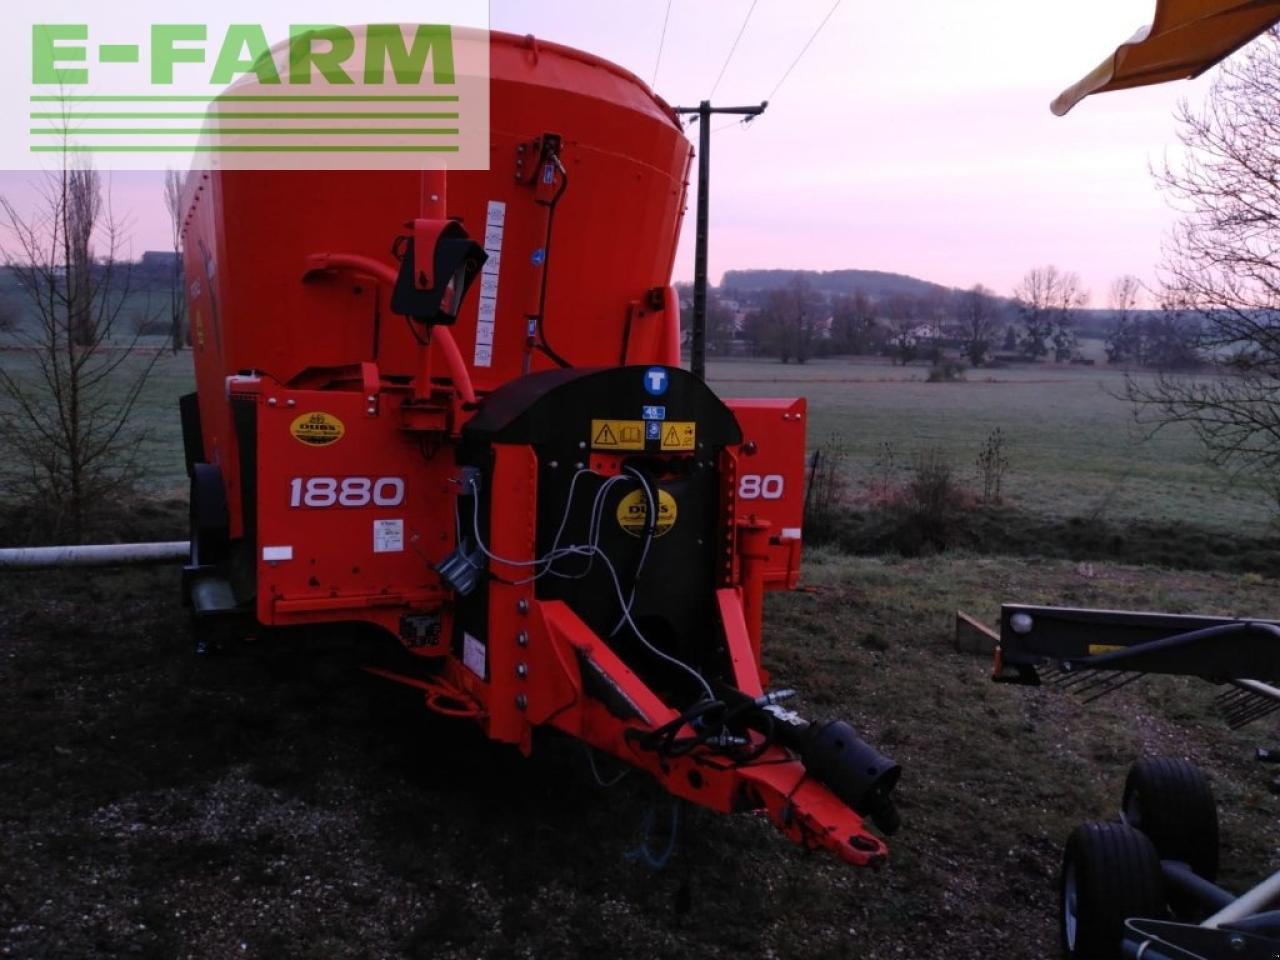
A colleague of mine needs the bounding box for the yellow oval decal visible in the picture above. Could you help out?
[616,488,677,538]
[290,411,346,447]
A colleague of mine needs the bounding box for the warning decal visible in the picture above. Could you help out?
[1087,643,1126,656]
[616,488,678,537]
[660,421,696,451]
[373,519,404,554]
[591,419,647,451]
[473,200,506,368]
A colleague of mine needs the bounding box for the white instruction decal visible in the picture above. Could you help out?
[463,631,487,679]
[262,545,293,562]
[373,519,404,554]
[473,200,506,368]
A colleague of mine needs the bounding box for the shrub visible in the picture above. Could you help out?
[927,360,966,383]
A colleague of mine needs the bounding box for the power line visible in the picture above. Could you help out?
[767,0,842,101]
[651,0,674,88]
[709,0,759,99]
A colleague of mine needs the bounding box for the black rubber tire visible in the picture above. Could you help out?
[1061,821,1164,960]
[1122,757,1219,881]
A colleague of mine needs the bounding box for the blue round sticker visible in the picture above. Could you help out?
[644,367,669,396]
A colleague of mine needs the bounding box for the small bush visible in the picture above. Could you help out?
[976,428,1010,504]
[926,361,966,383]
[132,310,169,336]
[804,435,850,533]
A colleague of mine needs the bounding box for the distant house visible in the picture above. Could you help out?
[140,251,179,271]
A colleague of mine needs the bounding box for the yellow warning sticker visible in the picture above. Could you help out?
[290,411,346,447]
[616,488,678,537]
[660,421,696,451]
[1086,643,1126,655]
[591,419,646,450]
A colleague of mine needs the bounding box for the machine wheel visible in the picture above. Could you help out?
[1061,821,1164,959]
[1121,757,1219,881]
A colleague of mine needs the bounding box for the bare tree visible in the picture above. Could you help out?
[1106,274,1144,364]
[163,169,186,353]
[0,158,158,541]
[957,283,1000,366]
[829,288,881,354]
[762,277,824,364]
[1013,265,1088,361]
[1124,29,1280,504]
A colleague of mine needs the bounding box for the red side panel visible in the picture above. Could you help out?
[252,383,454,635]
[726,398,807,590]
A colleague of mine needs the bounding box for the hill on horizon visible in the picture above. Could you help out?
[719,268,951,300]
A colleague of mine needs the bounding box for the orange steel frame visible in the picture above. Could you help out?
[178,29,891,869]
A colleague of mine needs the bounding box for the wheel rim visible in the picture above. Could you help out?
[1063,860,1079,950]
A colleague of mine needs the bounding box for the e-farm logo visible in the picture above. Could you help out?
[7,3,490,171]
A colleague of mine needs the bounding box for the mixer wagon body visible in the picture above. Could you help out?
[177,28,898,867]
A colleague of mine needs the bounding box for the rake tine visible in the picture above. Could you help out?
[1080,671,1146,705]
[1219,694,1263,720]
[1216,687,1256,707]
[1228,701,1280,730]
[1222,696,1272,725]
[1057,669,1103,690]
[1070,670,1129,697]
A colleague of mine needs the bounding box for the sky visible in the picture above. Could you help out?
[0,1,1229,306]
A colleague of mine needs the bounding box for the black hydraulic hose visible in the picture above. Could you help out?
[1074,621,1280,671]
[532,158,572,368]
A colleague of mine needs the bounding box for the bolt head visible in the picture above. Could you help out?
[516,663,528,679]
[515,694,528,710]
[516,598,530,615]
[516,630,529,647]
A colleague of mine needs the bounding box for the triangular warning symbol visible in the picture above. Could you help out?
[594,422,618,446]
[664,425,680,446]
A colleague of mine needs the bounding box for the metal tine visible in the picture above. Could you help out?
[1219,687,1270,710]
[1069,669,1131,697]
[1219,692,1268,717]
[1218,692,1263,715]
[1221,705,1261,726]
[1056,668,1104,690]
[1215,686,1257,706]
[1080,671,1146,704]
[1221,697,1273,726]
[1227,707,1279,730]
[1227,700,1280,729]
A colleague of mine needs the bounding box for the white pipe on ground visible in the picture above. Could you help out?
[0,541,190,569]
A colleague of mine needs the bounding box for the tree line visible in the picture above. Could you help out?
[689,268,1202,370]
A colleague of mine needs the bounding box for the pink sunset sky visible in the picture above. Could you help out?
[0,1,1225,306]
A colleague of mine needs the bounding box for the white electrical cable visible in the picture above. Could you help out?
[611,465,655,636]
[462,469,715,701]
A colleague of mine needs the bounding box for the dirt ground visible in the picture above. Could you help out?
[2,552,1279,959]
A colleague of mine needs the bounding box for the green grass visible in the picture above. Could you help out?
[708,355,1274,533]
[0,349,194,498]
[0,347,1273,536]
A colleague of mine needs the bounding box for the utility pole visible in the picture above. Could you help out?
[673,100,766,380]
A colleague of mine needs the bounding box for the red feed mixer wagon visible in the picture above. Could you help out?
[176,29,900,867]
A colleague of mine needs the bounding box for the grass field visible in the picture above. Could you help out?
[0,350,194,502]
[708,355,1275,534]
[2,348,1271,537]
